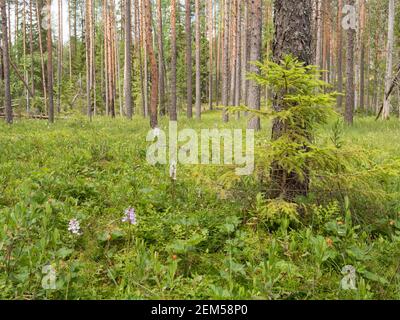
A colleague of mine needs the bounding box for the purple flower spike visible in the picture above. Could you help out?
[68,219,82,235]
[122,207,137,225]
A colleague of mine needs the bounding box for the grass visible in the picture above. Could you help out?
[0,112,399,300]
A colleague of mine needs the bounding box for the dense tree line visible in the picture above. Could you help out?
[0,0,399,125]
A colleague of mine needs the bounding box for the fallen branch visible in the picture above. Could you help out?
[0,113,49,119]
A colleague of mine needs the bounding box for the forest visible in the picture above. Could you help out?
[0,0,400,300]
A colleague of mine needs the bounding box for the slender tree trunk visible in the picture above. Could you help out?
[345,0,355,125]
[141,0,149,117]
[23,0,28,112]
[185,0,193,118]
[383,0,395,120]
[134,0,145,117]
[1,0,12,124]
[315,0,322,69]
[242,0,249,106]
[156,0,166,116]
[36,0,47,112]
[170,0,178,121]
[86,0,92,119]
[195,0,201,119]
[247,0,261,130]
[234,0,241,119]
[124,0,133,119]
[143,0,158,128]
[29,0,35,97]
[208,0,213,110]
[221,0,229,122]
[337,0,343,110]
[104,1,109,115]
[57,0,62,113]
[47,0,54,123]
[359,0,365,112]
[68,0,72,81]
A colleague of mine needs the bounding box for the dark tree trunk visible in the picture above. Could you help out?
[247,0,261,130]
[143,0,158,128]
[221,0,229,122]
[124,0,133,119]
[270,0,313,200]
[185,0,192,118]
[195,0,201,119]
[47,0,54,123]
[337,0,343,110]
[1,0,12,124]
[170,0,177,121]
[345,0,355,125]
[157,0,165,116]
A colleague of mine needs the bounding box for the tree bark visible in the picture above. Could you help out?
[337,0,343,110]
[170,0,177,121]
[124,0,133,119]
[247,0,262,130]
[185,0,193,118]
[359,0,365,112]
[345,0,355,125]
[270,0,313,200]
[383,0,395,120]
[1,0,12,124]
[208,0,213,110]
[47,0,54,123]
[156,0,166,116]
[143,0,158,128]
[221,0,229,122]
[195,0,201,119]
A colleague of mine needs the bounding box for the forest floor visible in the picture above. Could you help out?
[0,112,399,299]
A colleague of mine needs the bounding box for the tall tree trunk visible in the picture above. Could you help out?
[234,0,241,118]
[170,0,178,121]
[86,0,92,119]
[47,0,54,123]
[383,0,395,120]
[337,0,343,110]
[29,0,35,97]
[23,0,28,112]
[68,0,72,81]
[229,0,237,109]
[247,0,261,130]
[345,0,355,125]
[143,0,158,128]
[270,0,313,200]
[185,0,193,118]
[1,0,12,124]
[104,1,109,115]
[134,0,145,117]
[141,0,149,117]
[221,0,229,122]
[91,0,96,116]
[36,0,47,112]
[195,0,201,119]
[156,0,165,116]
[315,0,322,69]
[208,0,213,110]
[242,0,249,106]
[124,0,133,119]
[359,0,365,112]
[57,0,62,113]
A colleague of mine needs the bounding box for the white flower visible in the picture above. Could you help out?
[68,219,82,235]
[341,265,357,290]
[153,127,161,137]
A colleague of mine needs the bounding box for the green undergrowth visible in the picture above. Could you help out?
[0,113,399,299]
